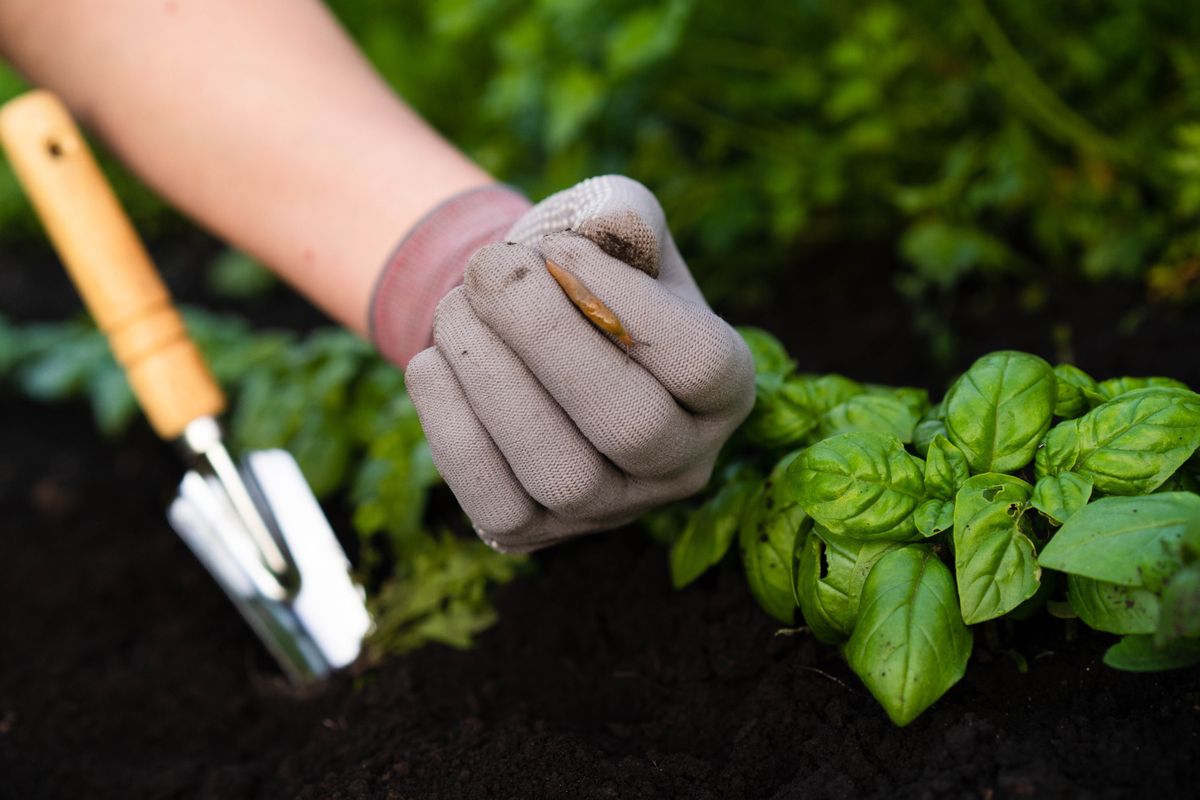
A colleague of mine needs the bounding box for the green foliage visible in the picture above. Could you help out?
[1066,575,1159,636]
[843,545,973,726]
[1029,472,1093,526]
[1065,389,1200,495]
[792,431,926,541]
[1039,494,1200,591]
[738,451,807,625]
[1103,635,1200,673]
[657,327,1200,725]
[669,464,760,588]
[943,351,1056,473]
[0,310,523,654]
[205,249,277,300]
[795,526,901,645]
[8,2,1200,305]
[952,474,1039,624]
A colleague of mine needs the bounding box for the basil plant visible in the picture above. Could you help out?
[663,330,1200,726]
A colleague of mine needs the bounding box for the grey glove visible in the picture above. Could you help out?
[405,176,755,552]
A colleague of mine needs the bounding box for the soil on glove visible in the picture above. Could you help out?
[1,236,1198,800]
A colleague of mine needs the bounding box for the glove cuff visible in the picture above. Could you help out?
[369,184,532,368]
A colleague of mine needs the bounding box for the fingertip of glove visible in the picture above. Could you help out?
[463,241,546,299]
[401,346,444,395]
[577,209,662,278]
[540,229,661,280]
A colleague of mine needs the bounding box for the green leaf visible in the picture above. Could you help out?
[737,326,795,378]
[743,374,820,449]
[1039,493,1200,590]
[604,0,690,78]
[671,467,762,588]
[953,474,1040,623]
[1157,562,1200,645]
[795,526,901,643]
[843,546,973,726]
[1103,635,1200,672]
[1030,472,1093,526]
[791,431,926,541]
[1070,388,1200,495]
[819,394,918,442]
[1096,376,1190,402]
[1067,574,1160,634]
[739,452,808,624]
[1034,419,1080,479]
[914,498,954,538]
[1054,364,1103,418]
[912,400,947,459]
[787,374,865,415]
[899,219,1011,289]
[944,351,1057,473]
[888,386,932,420]
[952,473,1032,524]
[205,249,277,300]
[924,434,969,499]
[86,367,137,437]
[366,533,524,655]
[545,66,605,151]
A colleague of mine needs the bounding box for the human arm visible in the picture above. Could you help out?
[0,0,492,335]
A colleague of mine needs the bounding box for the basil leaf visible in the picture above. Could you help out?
[944,351,1057,473]
[895,387,932,419]
[795,530,852,643]
[1038,493,1200,590]
[914,498,954,538]
[1070,388,1200,495]
[670,467,762,589]
[953,474,1040,624]
[925,434,970,500]
[739,452,808,624]
[913,411,948,460]
[737,326,795,377]
[866,384,931,420]
[1034,420,1081,479]
[795,526,902,643]
[953,472,1032,524]
[743,374,820,449]
[1096,376,1190,402]
[820,394,918,443]
[1054,364,1103,418]
[787,373,865,415]
[1030,472,1093,526]
[1156,562,1200,646]
[843,546,973,726]
[1103,635,1200,672]
[1067,574,1160,634]
[790,431,926,541]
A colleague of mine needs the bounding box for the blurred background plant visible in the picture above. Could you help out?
[6,0,1200,316]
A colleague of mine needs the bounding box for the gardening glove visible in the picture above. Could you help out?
[374,176,755,553]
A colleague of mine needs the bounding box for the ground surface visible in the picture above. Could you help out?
[1,235,1198,799]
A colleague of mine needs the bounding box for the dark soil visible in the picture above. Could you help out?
[1,235,1198,799]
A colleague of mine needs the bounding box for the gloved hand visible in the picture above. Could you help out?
[375,176,755,552]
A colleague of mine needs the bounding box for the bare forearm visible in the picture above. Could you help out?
[0,0,493,332]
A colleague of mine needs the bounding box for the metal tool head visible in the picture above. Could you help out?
[167,422,372,682]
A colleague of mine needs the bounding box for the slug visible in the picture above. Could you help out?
[544,258,639,352]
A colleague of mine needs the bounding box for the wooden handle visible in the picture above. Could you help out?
[0,90,224,439]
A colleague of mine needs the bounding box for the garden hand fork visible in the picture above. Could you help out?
[0,90,371,682]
